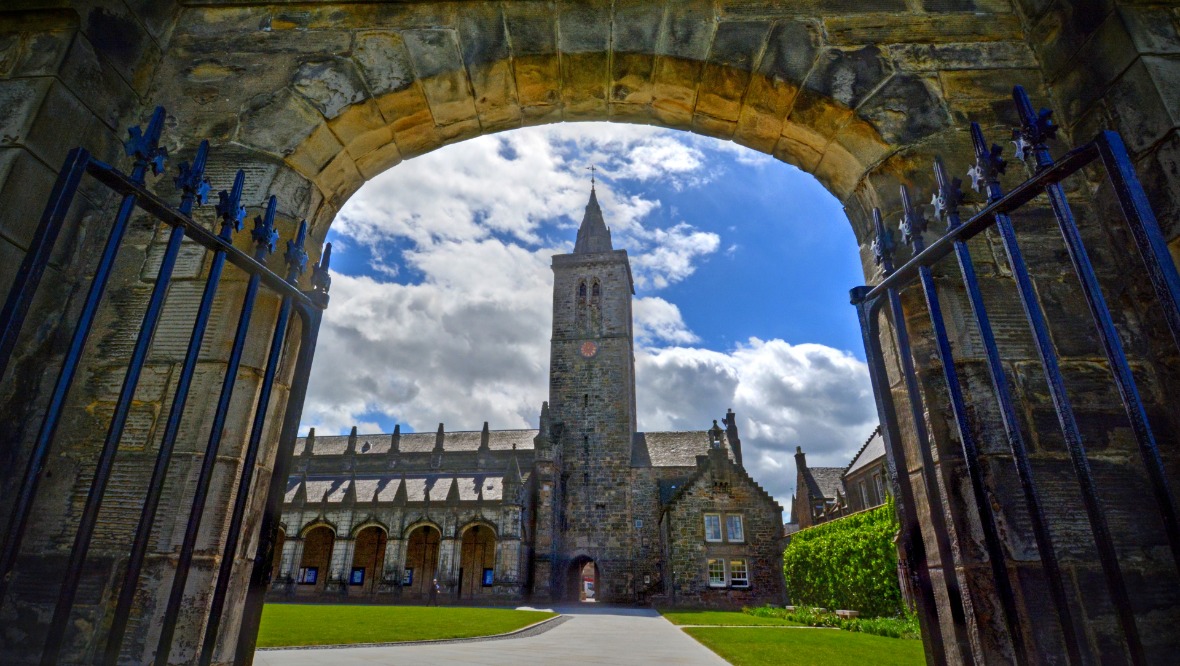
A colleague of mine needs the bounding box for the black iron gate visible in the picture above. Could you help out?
[852,87,1180,665]
[0,107,329,665]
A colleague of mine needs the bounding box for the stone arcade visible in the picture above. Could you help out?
[269,189,786,607]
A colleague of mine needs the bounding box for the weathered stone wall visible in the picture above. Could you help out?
[662,448,785,609]
[0,1,1178,664]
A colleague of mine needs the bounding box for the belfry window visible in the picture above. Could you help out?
[591,281,601,303]
[578,280,587,304]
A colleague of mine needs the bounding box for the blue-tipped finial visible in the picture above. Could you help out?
[931,156,965,229]
[1012,85,1058,169]
[251,196,279,260]
[899,185,928,252]
[174,140,211,215]
[966,122,1006,197]
[312,242,332,294]
[124,106,168,181]
[284,220,309,282]
[871,208,895,274]
[215,170,248,239]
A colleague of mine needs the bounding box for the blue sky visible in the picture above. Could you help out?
[303,123,877,509]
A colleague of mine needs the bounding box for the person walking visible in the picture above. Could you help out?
[429,578,440,606]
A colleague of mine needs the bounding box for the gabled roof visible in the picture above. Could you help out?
[631,431,728,468]
[663,449,782,512]
[844,425,885,476]
[801,466,844,502]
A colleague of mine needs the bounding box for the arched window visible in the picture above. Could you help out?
[591,281,601,304]
[577,280,587,304]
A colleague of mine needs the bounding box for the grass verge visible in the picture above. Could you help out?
[257,604,557,647]
[660,609,802,626]
[684,627,925,666]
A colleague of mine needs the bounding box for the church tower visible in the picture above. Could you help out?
[547,185,637,602]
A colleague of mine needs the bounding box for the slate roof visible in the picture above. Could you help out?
[295,429,537,455]
[631,431,728,468]
[285,473,513,504]
[801,466,845,501]
[845,426,885,476]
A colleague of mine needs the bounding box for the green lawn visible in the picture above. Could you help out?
[683,627,925,666]
[257,604,557,647]
[660,609,802,626]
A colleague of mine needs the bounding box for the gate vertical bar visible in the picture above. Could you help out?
[235,246,330,666]
[873,209,976,664]
[198,222,309,665]
[0,108,166,605]
[103,167,246,665]
[155,196,280,665]
[0,147,90,382]
[851,287,947,666]
[1094,130,1180,352]
[969,122,1144,663]
[41,140,208,665]
[1013,86,1180,576]
[933,157,1083,663]
[899,185,1028,664]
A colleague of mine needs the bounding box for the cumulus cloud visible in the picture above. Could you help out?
[302,123,875,513]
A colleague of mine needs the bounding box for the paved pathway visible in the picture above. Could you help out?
[253,605,728,665]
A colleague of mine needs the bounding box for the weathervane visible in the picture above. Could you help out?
[587,164,596,188]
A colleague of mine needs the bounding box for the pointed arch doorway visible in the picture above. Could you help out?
[566,556,599,603]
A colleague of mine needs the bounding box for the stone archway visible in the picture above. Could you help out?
[296,525,335,593]
[0,3,1178,665]
[458,523,497,600]
[350,524,388,594]
[565,556,599,603]
[404,523,442,599]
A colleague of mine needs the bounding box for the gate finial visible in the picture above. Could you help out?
[312,242,332,295]
[285,220,309,282]
[174,140,211,214]
[251,196,279,260]
[1012,85,1057,168]
[215,170,248,238]
[899,185,928,252]
[967,122,1006,196]
[931,157,964,229]
[870,208,895,274]
[124,106,168,180]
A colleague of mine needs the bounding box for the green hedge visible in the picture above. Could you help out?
[783,499,902,618]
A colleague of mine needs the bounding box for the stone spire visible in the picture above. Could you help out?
[573,186,612,254]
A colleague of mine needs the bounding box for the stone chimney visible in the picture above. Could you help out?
[479,421,490,452]
[723,408,744,468]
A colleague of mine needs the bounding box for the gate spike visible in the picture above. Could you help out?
[123,106,168,179]
[1012,85,1058,167]
[899,185,928,252]
[870,207,895,274]
[284,219,309,282]
[251,196,279,260]
[967,122,1006,193]
[174,140,211,212]
[932,157,964,227]
[215,170,248,238]
[312,242,332,294]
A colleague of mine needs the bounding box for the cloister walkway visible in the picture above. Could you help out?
[253,604,727,665]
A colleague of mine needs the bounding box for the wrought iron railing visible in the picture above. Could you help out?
[851,86,1180,665]
[0,107,330,665]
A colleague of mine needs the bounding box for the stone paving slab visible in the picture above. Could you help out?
[253,605,728,666]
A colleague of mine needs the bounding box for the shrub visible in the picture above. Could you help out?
[744,605,920,640]
[782,497,903,618]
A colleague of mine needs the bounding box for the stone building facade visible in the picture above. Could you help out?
[268,190,786,607]
[788,426,886,531]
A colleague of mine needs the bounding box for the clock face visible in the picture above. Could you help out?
[579,341,598,358]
